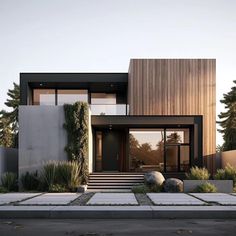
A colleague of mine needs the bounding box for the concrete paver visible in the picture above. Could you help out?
[87,193,138,205]
[0,193,41,205]
[147,193,205,205]
[190,193,236,205]
[19,193,80,205]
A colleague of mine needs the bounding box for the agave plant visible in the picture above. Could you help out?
[1,172,17,191]
[41,161,57,190]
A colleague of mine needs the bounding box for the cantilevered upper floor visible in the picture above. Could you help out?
[20,73,129,115]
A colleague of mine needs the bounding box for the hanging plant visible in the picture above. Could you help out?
[63,102,89,184]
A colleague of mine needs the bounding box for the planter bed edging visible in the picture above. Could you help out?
[183,180,233,193]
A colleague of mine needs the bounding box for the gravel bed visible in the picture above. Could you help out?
[135,193,153,206]
[70,192,94,206]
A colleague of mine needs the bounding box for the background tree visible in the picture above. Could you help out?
[218,80,236,151]
[0,82,20,148]
[0,114,13,147]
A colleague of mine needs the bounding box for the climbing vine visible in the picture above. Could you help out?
[63,102,89,184]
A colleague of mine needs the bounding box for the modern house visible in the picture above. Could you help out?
[19,59,216,190]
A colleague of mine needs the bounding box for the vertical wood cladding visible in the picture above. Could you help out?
[128,59,216,172]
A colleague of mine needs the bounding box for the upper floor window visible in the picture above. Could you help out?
[91,93,116,104]
[33,89,88,105]
[33,89,55,105]
[57,90,88,105]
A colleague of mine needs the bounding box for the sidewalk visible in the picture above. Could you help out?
[1,192,236,219]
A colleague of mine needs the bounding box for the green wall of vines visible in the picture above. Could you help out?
[63,102,89,184]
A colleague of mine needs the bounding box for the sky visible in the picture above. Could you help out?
[0,0,236,145]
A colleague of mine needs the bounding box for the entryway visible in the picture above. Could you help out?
[95,129,127,172]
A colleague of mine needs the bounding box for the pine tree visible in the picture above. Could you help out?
[0,114,13,147]
[0,82,20,147]
[218,80,236,151]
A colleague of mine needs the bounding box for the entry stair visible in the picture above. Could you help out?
[87,172,144,192]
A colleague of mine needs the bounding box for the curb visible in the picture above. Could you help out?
[1,205,236,219]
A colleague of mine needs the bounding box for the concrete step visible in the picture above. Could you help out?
[88,183,139,186]
[88,185,133,189]
[86,189,132,193]
[89,180,144,183]
[87,172,144,192]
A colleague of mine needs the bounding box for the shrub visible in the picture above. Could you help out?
[214,164,236,186]
[186,167,210,180]
[0,186,8,193]
[1,172,17,191]
[20,171,40,191]
[132,184,150,193]
[194,182,217,193]
[48,184,68,193]
[41,161,56,190]
[40,161,81,192]
[56,161,81,191]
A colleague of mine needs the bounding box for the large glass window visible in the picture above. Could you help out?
[33,89,55,105]
[129,128,191,172]
[129,129,164,172]
[166,128,189,143]
[91,93,116,104]
[57,90,88,105]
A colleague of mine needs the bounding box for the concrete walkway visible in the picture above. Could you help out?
[1,192,236,219]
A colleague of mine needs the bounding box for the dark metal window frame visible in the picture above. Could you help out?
[128,127,192,173]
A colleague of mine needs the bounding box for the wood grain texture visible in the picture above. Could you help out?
[128,59,216,172]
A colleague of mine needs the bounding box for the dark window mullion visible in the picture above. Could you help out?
[164,128,166,172]
[178,145,180,172]
[55,89,58,105]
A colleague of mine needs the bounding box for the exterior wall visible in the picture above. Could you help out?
[19,106,68,176]
[128,59,216,172]
[0,147,18,180]
[19,105,93,176]
[221,150,236,168]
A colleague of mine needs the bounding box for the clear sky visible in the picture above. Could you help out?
[0,0,236,145]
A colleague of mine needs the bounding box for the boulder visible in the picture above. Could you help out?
[163,178,183,193]
[144,171,165,186]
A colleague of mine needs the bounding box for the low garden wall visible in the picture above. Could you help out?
[183,180,233,193]
[221,150,236,168]
[0,147,18,179]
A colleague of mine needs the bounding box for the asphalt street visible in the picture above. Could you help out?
[0,219,236,236]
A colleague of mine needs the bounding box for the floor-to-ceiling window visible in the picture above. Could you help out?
[33,89,88,105]
[129,129,165,172]
[129,128,191,172]
[33,89,56,105]
[57,89,88,105]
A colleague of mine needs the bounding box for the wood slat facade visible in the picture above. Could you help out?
[128,59,216,172]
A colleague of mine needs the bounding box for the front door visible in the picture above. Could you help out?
[102,130,121,171]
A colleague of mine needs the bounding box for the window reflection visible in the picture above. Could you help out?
[166,129,189,143]
[180,146,190,171]
[129,128,191,172]
[129,129,164,172]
